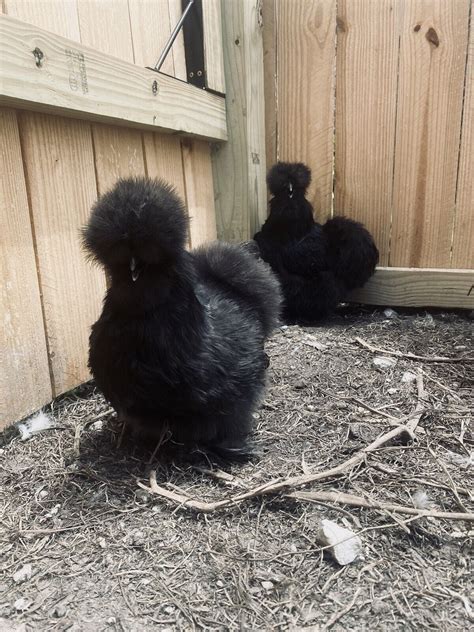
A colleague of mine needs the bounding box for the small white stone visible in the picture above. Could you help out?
[401,371,417,383]
[13,564,33,584]
[383,308,398,319]
[373,356,397,369]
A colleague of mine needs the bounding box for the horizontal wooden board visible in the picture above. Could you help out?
[0,15,227,141]
[349,267,474,309]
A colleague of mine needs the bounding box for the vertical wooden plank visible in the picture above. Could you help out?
[168,0,187,81]
[0,109,52,427]
[182,139,217,248]
[277,0,337,222]
[334,0,399,264]
[4,0,80,39]
[390,0,470,268]
[77,0,134,62]
[128,0,175,75]
[92,125,146,195]
[212,0,267,241]
[143,133,186,201]
[18,112,106,395]
[262,0,277,171]
[202,0,225,93]
[451,0,474,269]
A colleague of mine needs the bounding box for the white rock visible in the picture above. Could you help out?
[13,564,33,584]
[261,581,274,591]
[13,598,31,612]
[373,356,397,369]
[383,308,398,319]
[401,371,417,383]
[316,519,362,566]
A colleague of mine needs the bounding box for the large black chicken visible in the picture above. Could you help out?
[253,162,379,323]
[83,177,281,460]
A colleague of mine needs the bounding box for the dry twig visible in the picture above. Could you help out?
[355,337,473,363]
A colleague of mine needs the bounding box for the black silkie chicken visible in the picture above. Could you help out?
[83,177,281,460]
[253,162,379,323]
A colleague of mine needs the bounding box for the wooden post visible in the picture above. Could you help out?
[212,0,267,242]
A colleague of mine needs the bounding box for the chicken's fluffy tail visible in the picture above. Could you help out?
[322,217,379,291]
[193,242,282,336]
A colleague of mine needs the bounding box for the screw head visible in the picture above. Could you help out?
[152,80,158,96]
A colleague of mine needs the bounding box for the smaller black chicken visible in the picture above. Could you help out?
[83,177,281,461]
[253,162,379,323]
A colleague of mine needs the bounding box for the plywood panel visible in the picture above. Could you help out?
[128,0,175,75]
[335,0,399,265]
[18,112,106,395]
[0,109,51,427]
[77,0,133,62]
[452,0,474,269]
[390,0,470,268]
[203,0,225,93]
[277,0,336,222]
[4,0,80,39]
[212,0,267,241]
[92,124,146,195]
[182,139,217,248]
[350,267,474,310]
[143,132,186,200]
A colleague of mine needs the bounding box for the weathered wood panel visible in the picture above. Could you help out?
[212,0,267,241]
[4,0,80,39]
[203,0,225,93]
[182,139,217,247]
[350,268,474,310]
[262,0,277,170]
[77,0,134,62]
[335,0,399,264]
[390,0,470,268]
[451,0,474,269]
[92,125,146,195]
[143,133,186,201]
[277,0,337,222]
[18,112,106,395]
[0,108,52,427]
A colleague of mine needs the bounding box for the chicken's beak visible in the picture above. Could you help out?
[130,257,140,282]
[288,182,294,198]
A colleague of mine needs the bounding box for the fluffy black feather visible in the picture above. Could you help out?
[254,162,379,323]
[83,177,282,460]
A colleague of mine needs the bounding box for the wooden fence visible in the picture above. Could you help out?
[1,0,225,427]
[263,0,474,306]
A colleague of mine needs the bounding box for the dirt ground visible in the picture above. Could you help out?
[1,307,473,631]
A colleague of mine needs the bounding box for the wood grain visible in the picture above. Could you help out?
[212,0,267,241]
[335,0,399,264]
[262,0,277,170]
[0,15,228,141]
[167,0,187,81]
[451,0,474,269]
[143,132,186,201]
[277,0,337,222]
[0,108,52,427]
[4,0,80,39]
[128,0,175,74]
[202,0,225,93]
[18,112,106,395]
[349,267,474,309]
[182,139,217,248]
[77,0,133,62]
[92,124,146,195]
[390,0,470,268]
